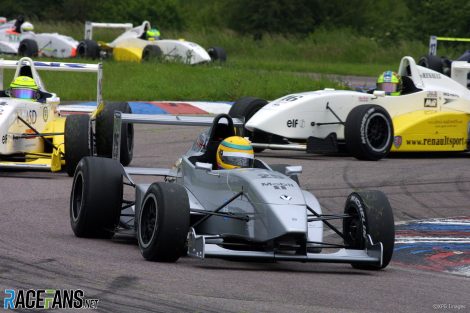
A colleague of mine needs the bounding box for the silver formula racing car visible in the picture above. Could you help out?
[69,113,395,270]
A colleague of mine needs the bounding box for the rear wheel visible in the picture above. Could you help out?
[65,115,92,176]
[95,102,134,166]
[207,46,227,62]
[418,55,452,76]
[229,96,269,152]
[77,40,100,59]
[70,157,123,238]
[18,39,38,57]
[138,182,190,262]
[343,190,395,270]
[142,45,162,61]
[344,105,393,161]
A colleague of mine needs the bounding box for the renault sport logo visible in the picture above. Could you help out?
[280,195,292,201]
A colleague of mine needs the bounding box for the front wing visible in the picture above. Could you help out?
[0,150,62,172]
[188,228,383,266]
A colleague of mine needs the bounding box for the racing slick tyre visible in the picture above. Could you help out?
[229,96,269,152]
[344,105,393,161]
[18,39,38,57]
[65,114,92,177]
[138,182,190,262]
[418,55,449,75]
[269,164,300,185]
[142,45,162,61]
[77,40,100,59]
[343,190,395,270]
[95,102,134,166]
[207,46,227,62]
[70,157,123,238]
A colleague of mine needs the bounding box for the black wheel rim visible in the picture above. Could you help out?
[71,172,84,221]
[344,207,364,249]
[140,194,158,247]
[365,113,390,151]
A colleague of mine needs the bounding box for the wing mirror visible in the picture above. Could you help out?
[285,165,302,175]
[373,90,386,97]
[195,162,213,171]
[46,96,60,105]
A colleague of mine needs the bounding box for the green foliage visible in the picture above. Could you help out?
[3,0,470,45]
[406,0,470,38]
[3,0,183,30]
[225,0,316,36]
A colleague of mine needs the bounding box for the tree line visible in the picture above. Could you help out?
[3,0,470,43]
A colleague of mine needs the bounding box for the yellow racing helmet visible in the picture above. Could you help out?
[216,136,254,170]
[20,21,34,32]
[377,70,402,96]
[10,76,38,100]
[146,28,161,41]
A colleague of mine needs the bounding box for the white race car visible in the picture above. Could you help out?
[77,21,226,64]
[0,18,78,58]
[229,56,470,160]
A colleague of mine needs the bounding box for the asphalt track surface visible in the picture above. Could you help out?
[1,124,469,313]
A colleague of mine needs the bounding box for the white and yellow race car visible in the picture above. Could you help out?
[0,57,133,175]
[230,56,470,160]
[77,21,226,64]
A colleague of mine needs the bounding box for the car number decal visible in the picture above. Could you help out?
[43,107,49,122]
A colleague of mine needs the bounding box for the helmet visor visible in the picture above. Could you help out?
[10,88,37,99]
[378,82,398,94]
[221,151,254,168]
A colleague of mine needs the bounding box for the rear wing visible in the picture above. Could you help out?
[428,35,470,55]
[112,112,244,160]
[84,21,133,40]
[0,57,103,106]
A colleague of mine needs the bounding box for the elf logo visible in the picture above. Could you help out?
[287,119,299,128]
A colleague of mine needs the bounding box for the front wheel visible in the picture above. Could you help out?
[138,182,190,262]
[344,105,393,161]
[343,190,395,270]
[207,46,227,62]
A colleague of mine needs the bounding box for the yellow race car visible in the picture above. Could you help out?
[0,57,133,175]
[77,21,226,64]
[229,56,470,160]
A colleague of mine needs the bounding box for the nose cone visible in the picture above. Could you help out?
[245,106,282,133]
[228,169,305,205]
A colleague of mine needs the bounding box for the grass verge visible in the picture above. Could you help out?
[8,22,453,101]
[1,59,346,101]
